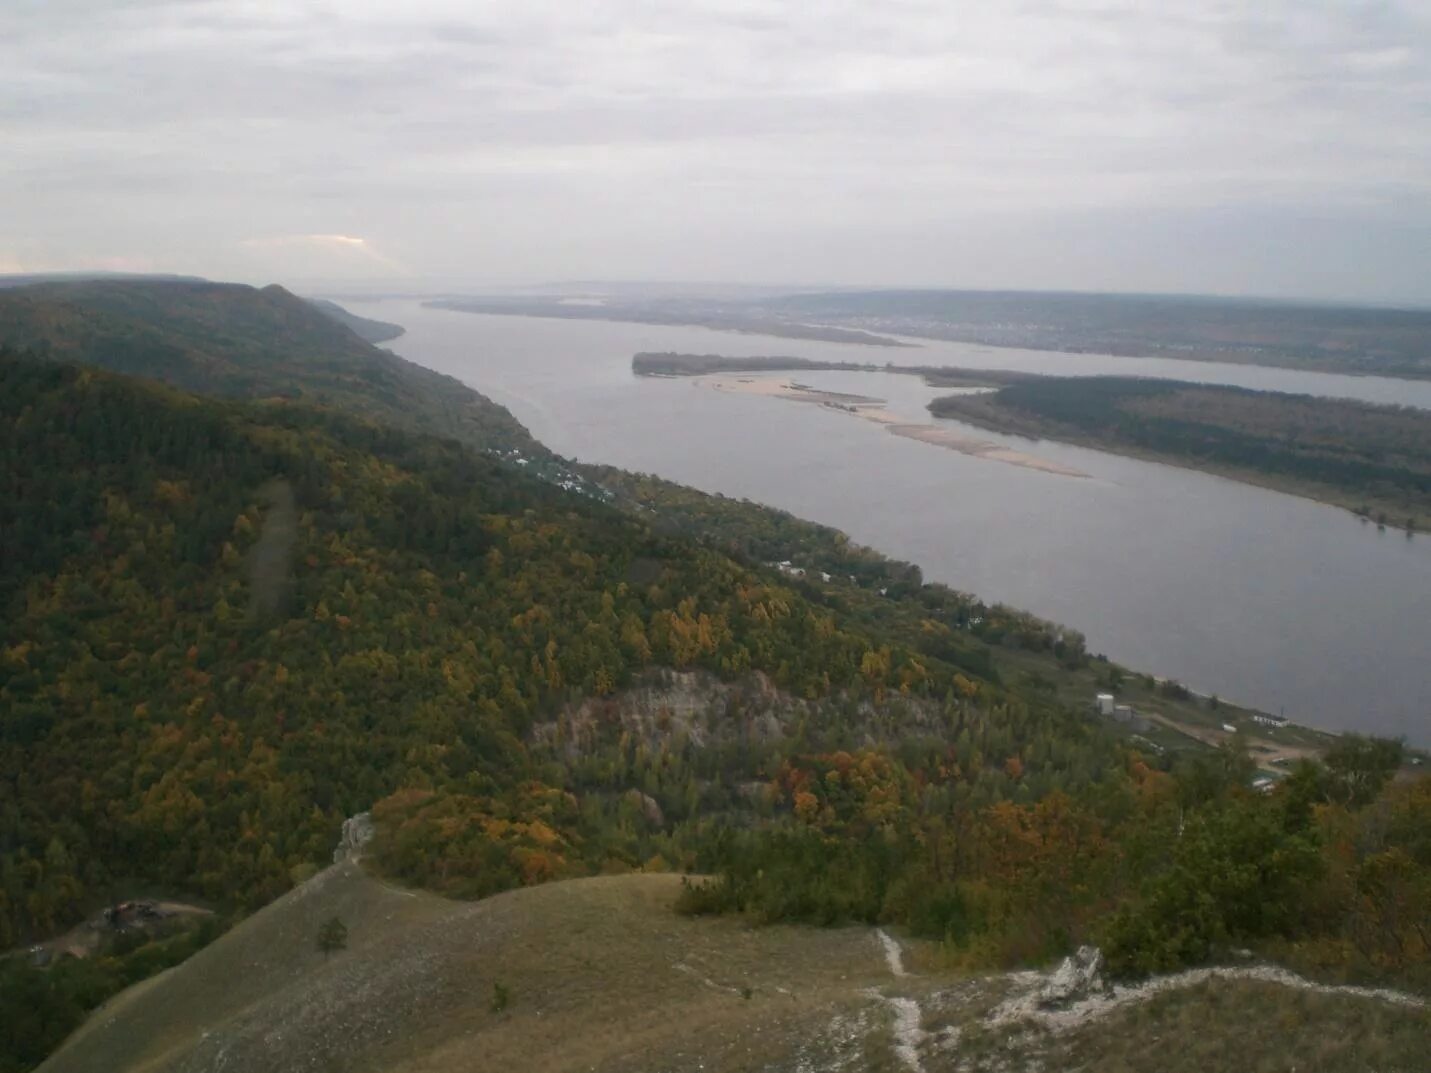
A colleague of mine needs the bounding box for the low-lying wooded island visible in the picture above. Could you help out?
[632,350,1036,388]
[930,377,1431,531]
[632,351,880,376]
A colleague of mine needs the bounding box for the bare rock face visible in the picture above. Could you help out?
[1039,945,1104,1008]
[624,790,665,827]
[333,812,376,864]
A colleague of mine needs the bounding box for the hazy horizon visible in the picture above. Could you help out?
[10,271,1431,314]
[5,2,1429,305]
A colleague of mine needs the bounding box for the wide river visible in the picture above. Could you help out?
[361,299,1431,743]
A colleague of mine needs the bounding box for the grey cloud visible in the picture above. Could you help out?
[2,1,1428,300]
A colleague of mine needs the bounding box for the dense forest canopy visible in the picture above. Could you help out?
[1,345,1087,944]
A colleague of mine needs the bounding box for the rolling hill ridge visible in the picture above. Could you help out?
[0,279,531,453]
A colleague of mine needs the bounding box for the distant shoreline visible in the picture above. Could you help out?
[750,289,1431,381]
[427,299,917,348]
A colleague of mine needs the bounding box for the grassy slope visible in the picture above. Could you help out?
[0,280,534,454]
[42,864,1427,1073]
[41,867,913,1073]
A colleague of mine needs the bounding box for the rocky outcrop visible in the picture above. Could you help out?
[332,812,375,864]
[1038,945,1105,1007]
[530,669,945,761]
[624,790,665,827]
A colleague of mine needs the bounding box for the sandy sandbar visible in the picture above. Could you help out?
[695,375,1088,478]
[884,424,1088,477]
[702,376,883,406]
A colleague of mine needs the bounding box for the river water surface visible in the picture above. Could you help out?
[363,299,1431,743]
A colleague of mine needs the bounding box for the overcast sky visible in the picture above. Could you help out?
[4,1,1429,303]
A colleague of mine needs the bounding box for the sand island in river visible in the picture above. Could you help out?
[698,375,1089,479]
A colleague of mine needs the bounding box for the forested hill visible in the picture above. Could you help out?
[306,297,406,344]
[0,345,1079,945]
[0,280,532,454]
[1,346,1146,1066]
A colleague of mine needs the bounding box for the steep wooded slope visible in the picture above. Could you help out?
[0,280,530,453]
